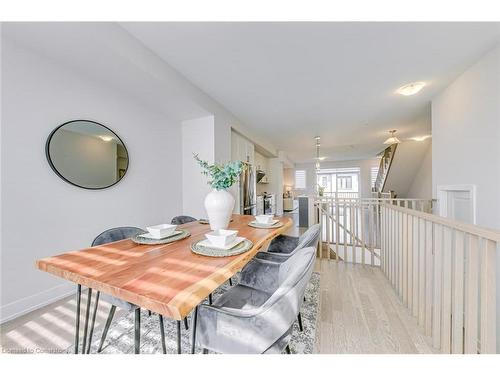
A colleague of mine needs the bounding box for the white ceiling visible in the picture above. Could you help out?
[122,22,500,162]
[2,22,209,122]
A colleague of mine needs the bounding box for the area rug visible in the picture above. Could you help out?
[69,272,320,354]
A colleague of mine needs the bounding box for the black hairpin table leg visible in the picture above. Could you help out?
[159,315,166,354]
[134,308,141,354]
[74,285,82,354]
[81,288,92,354]
[190,306,199,354]
[86,291,100,354]
[177,320,182,354]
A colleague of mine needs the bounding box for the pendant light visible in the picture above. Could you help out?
[315,136,321,171]
[383,130,401,145]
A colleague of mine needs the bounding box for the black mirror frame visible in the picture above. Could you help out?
[45,119,129,190]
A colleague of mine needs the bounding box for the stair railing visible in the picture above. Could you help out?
[373,143,398,193]
[381,204,498,354]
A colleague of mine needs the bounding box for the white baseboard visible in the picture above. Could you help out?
[0,283,76,324]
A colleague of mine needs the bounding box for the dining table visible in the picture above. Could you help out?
[36,214,292,354]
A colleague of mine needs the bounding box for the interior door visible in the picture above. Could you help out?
[438,184,477,225]
[446,190,474,224]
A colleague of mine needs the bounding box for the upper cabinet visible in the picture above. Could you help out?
[254,151,268,172]
[231,130,254,165]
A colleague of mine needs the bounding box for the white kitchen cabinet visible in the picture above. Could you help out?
[254,151,268,172]
[231,131,254,165]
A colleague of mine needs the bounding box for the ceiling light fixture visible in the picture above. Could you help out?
[99,135,114,142]
[383,130,401,145]
[411,135,432,142]
[396,81,426,96]
[315,136,321,171]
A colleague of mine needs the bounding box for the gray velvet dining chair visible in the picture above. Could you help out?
[171,215,197,225]
[241,223,320,332]
[193,247,316,354]
[256,224,320,263]
[87,226,188,354]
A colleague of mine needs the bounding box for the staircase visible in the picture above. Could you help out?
[372,143,397,194]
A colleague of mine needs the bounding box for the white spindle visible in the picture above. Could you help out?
[335,199,340,260]
[350,204,355,263]
[343,201,347,261]
[407,214,413,311]
[370,203,374,266]
[318,202,323,258]
[361,202,366,265]
[398,211,403,296]
[418,217,426,326]
[464,234,479,354]
[432,223,443,349]
[480,239,496,353]
[412,215,419,317]
[424,220,433,336]
[441,227,453,353]
[402,212,408,306]
[452,231,465,354]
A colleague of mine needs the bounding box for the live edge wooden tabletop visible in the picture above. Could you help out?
[36,215,292,320]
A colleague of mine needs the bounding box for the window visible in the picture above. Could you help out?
[371,166,379,189]
[316,167,360,197]
[338,175,352,189]
[295,169,306,189]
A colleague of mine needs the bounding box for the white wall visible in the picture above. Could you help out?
[0,38,182,322]
[431,44,500,350]
[407,140,432,199]
[294,158,380,198]
[385,138,432,198]
[432,45,500,229]
[182,116,215,219]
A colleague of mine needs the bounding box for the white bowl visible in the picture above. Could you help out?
[255,214,274,224]
[146,224,177,239]
[205,229,238,247]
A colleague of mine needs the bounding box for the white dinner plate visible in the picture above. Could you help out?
[197,236,246,250]
[137,230,183,240]
[250,219,279,226]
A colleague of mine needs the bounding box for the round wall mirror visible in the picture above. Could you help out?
[46,120,129,189]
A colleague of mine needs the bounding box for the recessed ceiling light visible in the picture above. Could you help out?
[315,156,326,161]
[411,135,432,142]
[99,135,114,142]
[396,81,426,96]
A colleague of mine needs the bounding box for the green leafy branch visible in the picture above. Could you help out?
[194,154,246,190]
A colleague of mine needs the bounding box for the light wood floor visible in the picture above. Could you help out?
[314,259,437,354]
[1,258,436,354]
[0,291,128,353]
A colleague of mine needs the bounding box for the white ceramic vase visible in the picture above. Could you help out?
[204,189,235,230]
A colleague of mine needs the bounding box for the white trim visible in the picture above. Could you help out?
[437,184,477,225]
[0,282,75,324]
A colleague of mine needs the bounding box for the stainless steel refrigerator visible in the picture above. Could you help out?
[239,162,256,215]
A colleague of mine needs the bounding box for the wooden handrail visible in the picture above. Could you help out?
[383,203,500,242]
[316,197,435,202]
